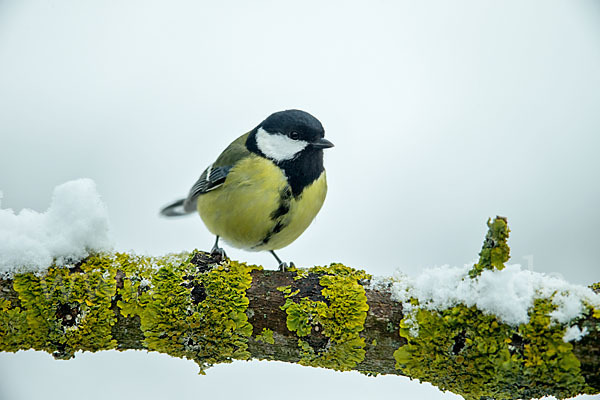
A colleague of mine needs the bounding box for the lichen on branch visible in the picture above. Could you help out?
[469,216,510,278]
[0,218,599,400]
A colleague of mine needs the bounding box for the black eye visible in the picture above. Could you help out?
[289,131,299,140]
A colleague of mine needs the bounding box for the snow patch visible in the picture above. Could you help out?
[389,263,599,329]
[0,179,113,277]
[562,325,588,342]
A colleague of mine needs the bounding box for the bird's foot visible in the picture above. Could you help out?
[270,250,293,271]
[278,261,295,272]
[210,246,227,262]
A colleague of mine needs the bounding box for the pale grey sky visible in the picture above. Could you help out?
[1,1,599,399]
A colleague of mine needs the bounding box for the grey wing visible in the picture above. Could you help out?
[182,163,232,212]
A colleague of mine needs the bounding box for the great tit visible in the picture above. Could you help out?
[160,109,333,269]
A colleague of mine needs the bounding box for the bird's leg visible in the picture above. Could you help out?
[210,236,226,260]
[270,250,294,272]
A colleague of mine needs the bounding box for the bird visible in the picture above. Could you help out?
[160,109,334,270]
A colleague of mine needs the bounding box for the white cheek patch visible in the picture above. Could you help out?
[256,127,308,162]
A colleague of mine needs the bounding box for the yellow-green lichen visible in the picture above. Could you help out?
[292,263,371,282]
[0,253,118,358]
[277,285,300,298]
[255,328,275,344]
[116,251,259,372]
[281,263,370,371]
[276,285,291,293]
[586,283,600,319]
[394,298,594,400]
[469,216,510,278]
[0,251,258,372]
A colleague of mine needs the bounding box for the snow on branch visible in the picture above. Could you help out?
[0,181,599,400]
[0,179,112,277]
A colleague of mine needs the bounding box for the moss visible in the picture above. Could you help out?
[255,328,275,344]
[0,253,118,358]
[469,216,510,278]
[116,251,259,372]
[394,298,594,400]
[281,263,370,371]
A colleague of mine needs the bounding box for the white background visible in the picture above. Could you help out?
[0,1,599,399]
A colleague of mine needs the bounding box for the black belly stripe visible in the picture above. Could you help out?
[259,221,285,246]
[258,186,292,246]
[270,186,292,220]
[270,203,290,220]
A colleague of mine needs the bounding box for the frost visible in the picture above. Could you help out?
[0,179,113,277]
[389,263,600,327]
[562,325,588,342]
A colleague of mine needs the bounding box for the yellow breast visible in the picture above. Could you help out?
[196,155,327,251]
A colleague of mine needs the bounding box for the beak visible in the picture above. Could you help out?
[311,138,334,149]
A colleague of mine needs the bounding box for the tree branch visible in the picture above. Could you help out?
[0,218,598,400]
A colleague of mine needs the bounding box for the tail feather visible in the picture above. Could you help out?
[160,199,194,217]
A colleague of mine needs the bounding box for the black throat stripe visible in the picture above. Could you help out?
[277,150,324,197]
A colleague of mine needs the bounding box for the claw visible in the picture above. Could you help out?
[210,246,227,261]
[270,250,294,271]
[210,236,226,261]
[278,261,295,272]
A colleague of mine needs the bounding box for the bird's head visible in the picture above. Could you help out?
[251,109,334,163]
